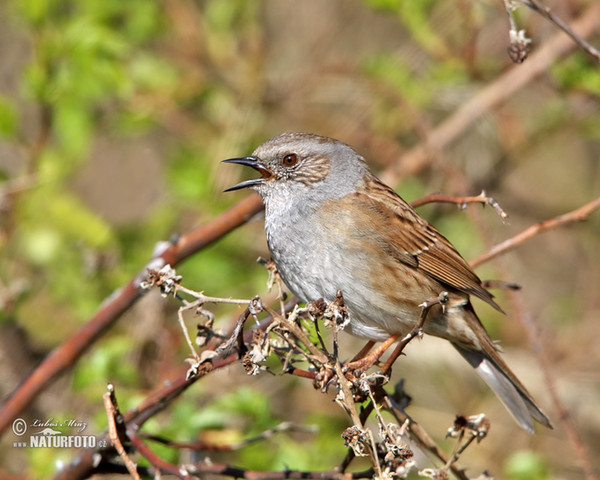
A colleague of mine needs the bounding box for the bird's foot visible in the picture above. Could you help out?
[313,335,400,393]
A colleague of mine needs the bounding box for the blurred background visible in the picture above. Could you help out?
[0,0,598,478]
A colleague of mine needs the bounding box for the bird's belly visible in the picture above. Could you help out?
[269,235,425,341]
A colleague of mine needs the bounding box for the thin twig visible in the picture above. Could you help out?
[470,196,600,268]
[176,285,250,305]
[410,191,508,222]
[410,190,508,222]
[524,0,600,63]
[381,394,470,480]
[264,305,329,365]
[380,292,447,375]
[334,361,383,479]
[103,385,140,480]
[504,0,519,33]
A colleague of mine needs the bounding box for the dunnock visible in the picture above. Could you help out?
[223,132,552,433]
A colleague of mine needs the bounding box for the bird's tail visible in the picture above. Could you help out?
[453,342,553,433]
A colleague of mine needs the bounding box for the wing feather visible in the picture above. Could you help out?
[362,175,501,311]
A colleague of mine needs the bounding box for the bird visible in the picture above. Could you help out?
[222,132,552,433]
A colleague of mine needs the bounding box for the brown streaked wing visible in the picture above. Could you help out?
[362,175,502,311]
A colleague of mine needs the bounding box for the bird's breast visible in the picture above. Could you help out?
[264,206,341,303]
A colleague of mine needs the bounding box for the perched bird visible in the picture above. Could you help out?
[223,132,552,432]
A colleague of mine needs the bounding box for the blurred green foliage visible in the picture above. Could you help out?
[365,0,449,56]
[504,451,550,480]
[553,52,600,97]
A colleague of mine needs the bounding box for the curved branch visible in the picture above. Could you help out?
[0,194,264,436]
[470,196,600,268]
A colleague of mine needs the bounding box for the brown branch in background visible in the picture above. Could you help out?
[470,196,600,268]
[465,195,599,480]
[507,288,598,480]
[0,194,263,436]
[379,1,600,185]
[129,432,196,480]
[524,0,600,63]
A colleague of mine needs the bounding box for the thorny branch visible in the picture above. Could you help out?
[7,183,597,480]
[54,264,493,480]
[128,272,486,478]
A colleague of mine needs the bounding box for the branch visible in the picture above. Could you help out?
[470,196,600,268]
[129,432,196,480]
[53,307,283,480]
[524,0,600,63]
[506,293,598,480]
[0,194,263,436]
[409,191,508,221]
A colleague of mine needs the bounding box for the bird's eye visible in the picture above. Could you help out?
[282,153,298,167]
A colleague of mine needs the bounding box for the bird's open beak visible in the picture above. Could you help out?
[221,156,273,192]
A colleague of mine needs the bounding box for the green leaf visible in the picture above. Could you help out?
[396,0,448,56]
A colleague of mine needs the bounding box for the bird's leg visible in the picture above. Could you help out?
[380,291,449,375]
[319,292,448,388]
[342,334,400,378]
[314,340,390,391]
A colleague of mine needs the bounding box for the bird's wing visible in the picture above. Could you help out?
[361,175,501,311]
